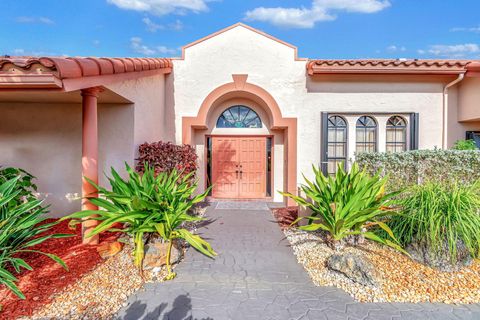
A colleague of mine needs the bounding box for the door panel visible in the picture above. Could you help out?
[238,137,266,198]
[212,137,239,198]
[211,136,267,199]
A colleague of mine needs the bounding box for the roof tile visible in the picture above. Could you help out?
[307,59,474,75]
[0,56,172,80]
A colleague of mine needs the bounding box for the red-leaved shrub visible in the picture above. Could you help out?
[136,141,198,178]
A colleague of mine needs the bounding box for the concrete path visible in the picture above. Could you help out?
[116,203,480,320]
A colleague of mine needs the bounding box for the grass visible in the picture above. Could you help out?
[389,181,480,263]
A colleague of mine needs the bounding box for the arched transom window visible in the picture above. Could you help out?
[216,105,262,128]
[386,116,407,152]
[356,116,377,153]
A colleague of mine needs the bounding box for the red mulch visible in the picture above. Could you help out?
[272,206,299,229]
[0,219,118,320]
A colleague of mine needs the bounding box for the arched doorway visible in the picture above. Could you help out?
[182,75,297,205]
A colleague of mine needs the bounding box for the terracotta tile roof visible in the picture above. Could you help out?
[307,59,476,75]
[0,56,173,79]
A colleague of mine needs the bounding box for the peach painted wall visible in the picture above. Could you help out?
[105,73,172,153]
[0,102,134,217]
[0,73,169,216]
[458,77,480,122]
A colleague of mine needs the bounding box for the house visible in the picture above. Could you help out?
[1,23,479,222]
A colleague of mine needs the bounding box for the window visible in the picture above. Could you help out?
[327,115,347,175]
[216,105,262,128]
[356,116,377,153]
[386,116,407,152]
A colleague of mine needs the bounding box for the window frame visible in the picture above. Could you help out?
[355,115,378,154]
[386,115,408,153]
[326,115,348,175]
[216,105,262,129]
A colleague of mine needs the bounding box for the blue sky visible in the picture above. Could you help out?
[1,0,480,59]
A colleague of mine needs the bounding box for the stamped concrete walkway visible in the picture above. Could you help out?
[117,203,480,320]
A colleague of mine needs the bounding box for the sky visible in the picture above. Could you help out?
[1,0,480,59]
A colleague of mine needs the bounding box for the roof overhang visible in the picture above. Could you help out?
[307,59,477,76]
[0,57,172,92]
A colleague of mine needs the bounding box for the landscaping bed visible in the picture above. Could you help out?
[0,219,109,319]
[282,218,480,304]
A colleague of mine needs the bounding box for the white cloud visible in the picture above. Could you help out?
[387,45,406,52]
[143,17,164,32]
[244,0,390,29]
[108,0,209,16]
[418,43,480,58]
[142,18,183,32]
[170,19,184,31]
[450,26,480,33]
[130,37,177,56]
[15,16,54,24]
[10,48,67,57]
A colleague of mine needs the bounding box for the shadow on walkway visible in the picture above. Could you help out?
[121,294,214,320]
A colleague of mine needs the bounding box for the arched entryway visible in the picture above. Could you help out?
[182,74,297,205]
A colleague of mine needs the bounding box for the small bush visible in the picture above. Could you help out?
[356,149,480,191]
[136,141,197,179]
[452,139,478,150]
[64,163,215,280]
[0,167,38,207]
[0,175,70,299]
[389,182,480,263]
[281,163,405,253]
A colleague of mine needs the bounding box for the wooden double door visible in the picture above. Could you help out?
[211,136,267,199]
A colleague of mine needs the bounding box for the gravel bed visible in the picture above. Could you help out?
[27,244,158,320]
[285,228,480,304]
[27,205,208,319]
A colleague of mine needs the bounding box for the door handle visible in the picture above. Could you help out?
[240,170,243,179]
[236,170,239,178]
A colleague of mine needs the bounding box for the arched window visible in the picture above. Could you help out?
[386,116,407,152]
[216,105,262,128]
[327,115,347,174]
[356,116,377,153]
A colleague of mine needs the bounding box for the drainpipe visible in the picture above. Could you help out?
[442,73,465,149]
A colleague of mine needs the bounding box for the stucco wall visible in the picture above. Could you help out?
[0,73,168,216]
[458,77,480,122]
[0,102,134,217]
[173,26,302,201]
[106,73,170,152]
[172,25,472,195]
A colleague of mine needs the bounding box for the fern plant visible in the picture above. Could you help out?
[281,162,406,253]
[0,177,70,299]
[64,163,216,279]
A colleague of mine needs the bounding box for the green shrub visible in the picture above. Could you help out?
[452,139,478,150]
[0,177,70,299]
[0,167,38,208]
[281,163,405,253]
[356,149,480,192]
[388,182,480,263]
[64,163,215,279]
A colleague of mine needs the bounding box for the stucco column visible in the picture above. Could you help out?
[81,87,102,245]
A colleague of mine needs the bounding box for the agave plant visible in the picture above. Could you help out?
[0,176,70,299]
[281,162,406,253]
[63,163,216,279]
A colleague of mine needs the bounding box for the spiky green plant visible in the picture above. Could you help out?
[281,162,406,253]
[63,163,216,279]
[0,177,70,299]
[388,181,480,263]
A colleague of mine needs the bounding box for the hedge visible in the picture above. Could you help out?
[356,149,480,191]
[136,141,198,179]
